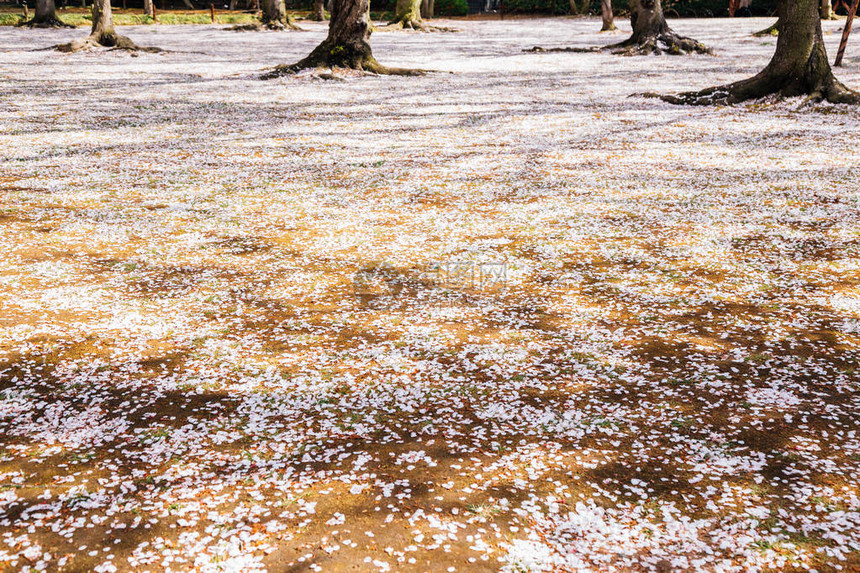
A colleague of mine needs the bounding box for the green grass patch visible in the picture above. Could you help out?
[0,9,266,27]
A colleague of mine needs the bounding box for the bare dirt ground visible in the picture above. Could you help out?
[1,16,860,573]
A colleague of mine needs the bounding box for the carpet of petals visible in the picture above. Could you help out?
[1,16,859,573]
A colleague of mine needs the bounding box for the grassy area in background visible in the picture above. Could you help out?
[0,8,298,26]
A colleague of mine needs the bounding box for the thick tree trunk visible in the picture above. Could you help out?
[390,0,424,28]
[263,0,421,76]
[664,0,859,104]
[143,0,153,16]
[609,0,710,54]
[600,0,615,30]
[310,0,325,20]
[88,0,132,46]
[21,0,73,27]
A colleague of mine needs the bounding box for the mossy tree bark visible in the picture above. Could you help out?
[21,0,73,27]
[57,0,158,51]
[663,0,859,104]
[607,0,710,54]
[387,0,450,30]
[600,0,616,31]
[389,0,424,28]
[263,0,422,76]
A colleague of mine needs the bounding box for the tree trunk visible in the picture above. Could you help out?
[57,0,159,51]
[88,0,127,45]
[569,0,579,14]
[22,0,73,27]
[263,0,421,76]
[664,0,859,104]
[143,0,153,16]
[609,0,710,54]
[310,0,325,19]
[390,0,424,28]
[600,0,615,30]
[821,0,835,18]
[259,0,299,28]
[427,0,434,17]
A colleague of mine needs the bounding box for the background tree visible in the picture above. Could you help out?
[310,0,325,20]
[263,0,421,76]
[600,0,615,31]
[568,0,589,14]
[143,0,153,17]
[420,0,434,18]
[260,0,300,29]
[526,0,707,54]
[609,0,710,54]
[233,0,301,29]
[389,0,425,29]
[20,0,73,28]
[662,0,859,104]
[388,0,451,30]
[58,0,158,51]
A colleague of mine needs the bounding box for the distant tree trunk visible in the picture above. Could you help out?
[607,0,710,54]
[427,0,434,16]
[182,0,194,8]
[310,0,325,19]
[390,0,424,28]
[263,0,421,76]
[57,0,158,51]
[821,0,835,18]
[664,0,859,104]
[260,0,300,27]
[89,0,125,45]
[600,0,615,30]
[143,0,153,16]
[21,0,73,27]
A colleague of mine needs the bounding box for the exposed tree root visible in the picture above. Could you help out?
[524,46,596,53]
[261,42,424,78]
[526,32,711,56]
[230,18,303,31]
[18,16,74,28]
[752,22,778,36]
[382,18,456,32]
[56,33,162,53]
[656,74,860,106]
[604,31,712,55]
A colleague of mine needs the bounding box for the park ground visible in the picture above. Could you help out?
[1,16,860,573]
